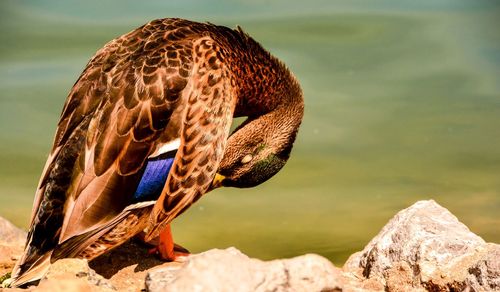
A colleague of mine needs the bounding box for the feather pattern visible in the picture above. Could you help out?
[11,18,304,287]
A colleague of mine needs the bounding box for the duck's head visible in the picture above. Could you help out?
[212,101,304,189]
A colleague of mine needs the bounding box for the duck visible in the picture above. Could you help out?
[9,18,304,287]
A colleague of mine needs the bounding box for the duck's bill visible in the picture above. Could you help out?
[208,173,226,191]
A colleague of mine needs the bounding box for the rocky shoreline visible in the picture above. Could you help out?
[1,200,499,291]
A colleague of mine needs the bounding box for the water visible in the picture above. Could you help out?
[0,0,499,265]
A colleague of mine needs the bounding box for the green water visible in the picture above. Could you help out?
[0,1,499,265]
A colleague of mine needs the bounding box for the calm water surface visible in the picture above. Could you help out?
[0,0,499,265]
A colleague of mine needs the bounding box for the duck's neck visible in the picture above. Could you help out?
[231,50,303,118]
[231,55,304,154]
[256,94,304,156]
[220,27,304,147]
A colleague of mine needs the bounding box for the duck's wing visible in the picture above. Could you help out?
[146,36,236,239]
[53,35,237,257]
[11,22,207,286]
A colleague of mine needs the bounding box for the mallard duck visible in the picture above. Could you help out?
[10,18,303,287]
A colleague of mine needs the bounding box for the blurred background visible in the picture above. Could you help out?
[0,0,499,265]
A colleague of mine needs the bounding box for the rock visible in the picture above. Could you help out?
[34,277,97,292]
[2,201,499,292]
[0,217,26,246]
[89,240,168,292]
[0,217,27,280]
[35,258,116,292]
[344,200,500,291]
[145,247,343,292]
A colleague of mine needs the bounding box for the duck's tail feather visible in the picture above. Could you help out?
[10,251,51,288]
[9,201,155,288]
[53,200,155,260]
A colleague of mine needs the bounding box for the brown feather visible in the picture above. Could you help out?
[12,18,304,288]
[146,36,236,240]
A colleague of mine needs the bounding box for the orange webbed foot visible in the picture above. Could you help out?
[146,224,190,262]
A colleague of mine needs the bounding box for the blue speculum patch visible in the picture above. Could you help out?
[132,150,176,203]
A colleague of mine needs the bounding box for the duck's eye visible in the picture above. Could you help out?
[241,154,253,164]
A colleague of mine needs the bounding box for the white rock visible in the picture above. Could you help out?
[146,247,343,292]
[344,200,500,291]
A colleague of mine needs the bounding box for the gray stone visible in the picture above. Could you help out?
[344,200,500,291]
[146,247,343,292]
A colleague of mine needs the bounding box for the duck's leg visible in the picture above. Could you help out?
[146,224,189,261]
